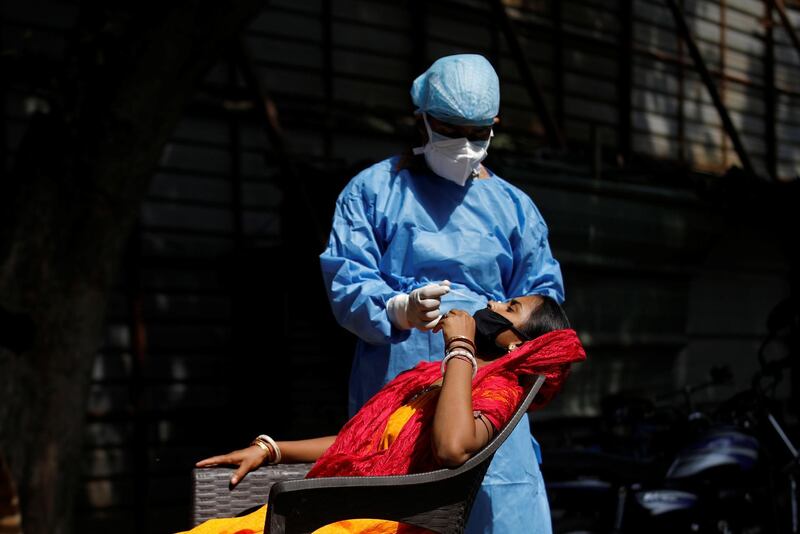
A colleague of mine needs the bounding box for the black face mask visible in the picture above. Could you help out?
[472,307,529,358]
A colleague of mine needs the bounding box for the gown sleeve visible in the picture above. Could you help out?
[507,193,565,304]
[319,175,410,346]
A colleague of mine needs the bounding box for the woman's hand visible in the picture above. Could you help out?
[433,308,476,343]
[195,445,270,487]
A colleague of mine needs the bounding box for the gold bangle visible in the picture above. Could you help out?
[255,434,282,464]
[250,438,273,461]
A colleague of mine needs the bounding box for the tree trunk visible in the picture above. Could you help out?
[0,2,262,532]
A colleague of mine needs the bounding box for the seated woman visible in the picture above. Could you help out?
[181,295,585,534]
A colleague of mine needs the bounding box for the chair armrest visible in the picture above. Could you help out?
[266,463,491,534]
[192,464,312,526]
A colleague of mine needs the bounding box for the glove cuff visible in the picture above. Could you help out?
[386,293,412,330]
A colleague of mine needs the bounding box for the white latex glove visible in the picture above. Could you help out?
[386,281,451,331]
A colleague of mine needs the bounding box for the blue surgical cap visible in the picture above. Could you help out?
[410,54,500,127]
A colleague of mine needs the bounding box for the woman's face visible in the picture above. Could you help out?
[486,295,543,349]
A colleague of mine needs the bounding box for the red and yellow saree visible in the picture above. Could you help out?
[180,329,585,534]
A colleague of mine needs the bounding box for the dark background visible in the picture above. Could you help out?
[1,0,798,532]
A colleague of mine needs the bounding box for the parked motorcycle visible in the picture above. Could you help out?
[544,305,799,533]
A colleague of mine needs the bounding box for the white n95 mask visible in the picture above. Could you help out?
[412,113,492,186]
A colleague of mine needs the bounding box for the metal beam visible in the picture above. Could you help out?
[720,0,729,168]
[234,40,290,168]
[227,58,245,248]
[322,0,333,159]
[765,0,778,180]
[676,0,686,163]
[123,225,148,534]
[552,0,565,130]
[409,0,428,77]
[618,0,634,165]
[233,39,326,247]
[663,0,756,176]
[489,0,566,150]
[775,0,800,59]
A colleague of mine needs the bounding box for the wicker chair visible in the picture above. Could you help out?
[193,375,545,534]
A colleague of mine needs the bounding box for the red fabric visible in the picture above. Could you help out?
[306,329,586,479]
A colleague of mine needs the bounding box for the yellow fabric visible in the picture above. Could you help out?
[379,386,439,451]
[180,388,439,534]
[175,505,406,534]
[313,519,416,534]
[176,505,266,534]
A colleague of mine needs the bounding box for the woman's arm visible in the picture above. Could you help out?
[431,311,495,466]
[196,435,337,486]
[275,435,337,463]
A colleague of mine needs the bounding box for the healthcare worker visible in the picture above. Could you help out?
[320,54,564,533]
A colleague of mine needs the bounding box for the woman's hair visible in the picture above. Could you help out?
[518,296,570,340]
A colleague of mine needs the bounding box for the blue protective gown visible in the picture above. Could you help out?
[320,156,564,533]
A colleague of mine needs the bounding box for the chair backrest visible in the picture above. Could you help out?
[265,375,546,534]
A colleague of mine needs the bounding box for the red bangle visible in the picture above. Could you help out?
[445,336,476,352]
